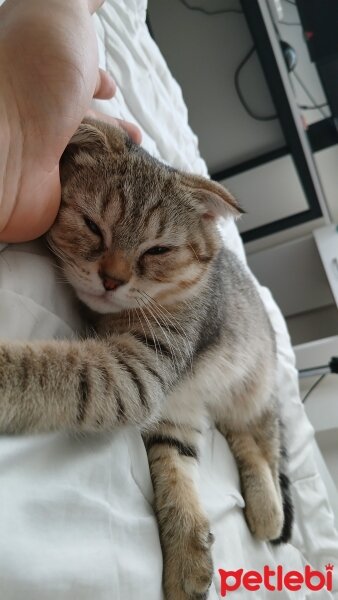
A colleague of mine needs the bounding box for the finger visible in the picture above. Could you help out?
[88,0,105,15]
[116,118,143,145]
[94,68,116,99]
[86,109,142,144]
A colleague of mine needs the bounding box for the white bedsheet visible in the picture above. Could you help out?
[0,1,337,598]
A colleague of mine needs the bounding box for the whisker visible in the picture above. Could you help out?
[135,299,162,365]
[54,276,72,285]
[47,239,73,266]
[134,303,160,367]
[141,291,187,334]
[139,291,194,372]
[139,291,186,344]
[138,297,181,374]
[188,243,201,264]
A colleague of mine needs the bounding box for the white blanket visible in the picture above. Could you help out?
[0,1,337,598]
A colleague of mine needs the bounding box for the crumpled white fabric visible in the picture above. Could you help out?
[0,1,337,598]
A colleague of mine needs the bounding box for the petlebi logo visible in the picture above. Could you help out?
[218,564,334,596]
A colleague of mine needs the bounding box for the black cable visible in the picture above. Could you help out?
[178,1,278,122]
[293,71,329,119]
[289,68,328,113]
[234,47,278,121]
[299,357,338,378]
[179,0,328,121]
[298,102,329,111]
[178,0,242,15]
[302,374,326,403]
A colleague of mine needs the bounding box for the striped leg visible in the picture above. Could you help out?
[0,334,168,434]
[144,422,214,600]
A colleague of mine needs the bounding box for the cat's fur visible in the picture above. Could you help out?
[0,118,293,599]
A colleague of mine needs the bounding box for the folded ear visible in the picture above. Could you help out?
[180,173,244,219]
[69,117,129,154]
[59,120,110,183]
[60,118,128,184]
[66,120,109,152]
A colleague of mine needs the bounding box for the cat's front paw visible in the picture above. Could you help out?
[163,518,214,600]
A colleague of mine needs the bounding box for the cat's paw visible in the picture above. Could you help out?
[163,518,214,600]
[244,486,284,542]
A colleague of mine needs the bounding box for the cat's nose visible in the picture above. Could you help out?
[99,252,131,290]
[99,273,125,291]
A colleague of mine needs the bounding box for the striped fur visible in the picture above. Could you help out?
[0,119,293,599]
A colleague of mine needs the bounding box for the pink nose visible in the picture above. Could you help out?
[101,276,124,291]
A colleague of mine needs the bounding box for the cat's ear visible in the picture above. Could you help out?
[60,119,128,184]
[59,121,110,184]
[68,118,128,155]
[67,121,109,152]
[61,120,110,164]
[180,174,244,219]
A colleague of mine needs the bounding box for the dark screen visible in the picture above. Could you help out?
[296,0,338,63]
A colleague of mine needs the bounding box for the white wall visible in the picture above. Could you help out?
[287,305,338,345]
[222,155,308,234]
[148,0,284,173]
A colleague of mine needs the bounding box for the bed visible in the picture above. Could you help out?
[0,0,337,598]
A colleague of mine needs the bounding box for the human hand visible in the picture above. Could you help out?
[0,0,141,243]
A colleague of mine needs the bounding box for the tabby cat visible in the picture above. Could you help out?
[0,118,293,600]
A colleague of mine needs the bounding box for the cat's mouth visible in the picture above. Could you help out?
[79,289,106,300]
[76,288,136,314]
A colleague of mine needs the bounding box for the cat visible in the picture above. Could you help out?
[0,118,293,600]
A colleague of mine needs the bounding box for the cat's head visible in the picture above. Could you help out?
[48,118,241,314]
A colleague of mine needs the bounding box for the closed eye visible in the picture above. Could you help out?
[143,246,172,256]
[84,216,102,237]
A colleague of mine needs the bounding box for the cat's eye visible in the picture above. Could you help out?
[84,216,102,237]
[143,246,171,256]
